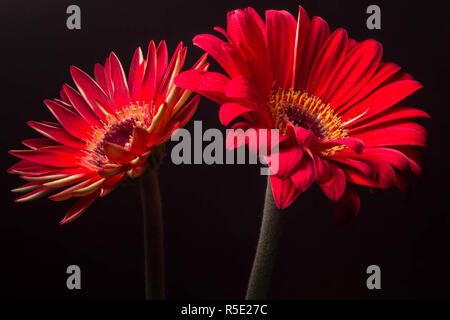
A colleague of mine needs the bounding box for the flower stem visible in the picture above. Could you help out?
[139,168,165,300]
[246,177,284,300]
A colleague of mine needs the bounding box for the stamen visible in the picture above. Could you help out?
[82,102,151,169]
[269,88,348,155]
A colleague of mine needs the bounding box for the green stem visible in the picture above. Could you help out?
[246,177,284,300]
[139,168,165,300]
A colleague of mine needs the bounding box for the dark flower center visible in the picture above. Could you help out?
[82,103,150,168]
[269,88,348,155]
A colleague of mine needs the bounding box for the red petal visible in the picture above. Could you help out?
[128,47,144,97]
[108,52,132,109]
[342,79,423,124]
[194,34,242,77]
[270,175,301,209]
[391,146,423,177]
[22,138,59,149]
[267,146,303,180]
[130,127,149,154]
[70,66,113,120]
[328,156,376,179]
[325,39,382,108]
[225,123,251,150]
[332,186,360,226]
[159,95,201,144]
[291,5,311,87]
[175,70,229,104]
[227,9,269,93]
[44,99,92,140]
[60,189,100,225]
[266,9,297,89]
[312,137,364,154]
[295,17,331,90]
[363,147,410,172]
[94,63,109,96]
[15,186,51,203]
[336,61,401,114]
[344,156,396,189]
[63,84,102,127]
[219,103,254,127]
[103,142,135,163]
[141,41,158,103]
[8,160,54,175]
[307,28,348,97]
[224,76,265,109]
[290,156,315,192]
[100,173,125,197]
[155,41,169,91]
[351,123,426,147]
[347,105,430,133]
[28,121,85,149]
[286,124,319,147]
[9,147,82,168]
[318,163,346,201]
[156,42,185,102]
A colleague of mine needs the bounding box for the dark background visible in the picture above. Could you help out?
[0,0,448,299]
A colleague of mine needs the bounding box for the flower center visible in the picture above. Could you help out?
[269,88,348,155]
[83,103,151,168]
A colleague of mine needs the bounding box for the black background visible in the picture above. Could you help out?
[0,0,448,299]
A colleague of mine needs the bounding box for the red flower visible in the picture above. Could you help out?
[9,41,207,224]
[175,6,429,225]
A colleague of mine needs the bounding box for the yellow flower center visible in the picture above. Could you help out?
[269,88,348,155]
[83,102,151,168]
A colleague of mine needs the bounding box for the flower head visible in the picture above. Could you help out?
[9,41,207,224]
[175,6,429,225]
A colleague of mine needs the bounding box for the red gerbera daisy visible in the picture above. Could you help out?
[175,6,429,225]
[9,41,207,224]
